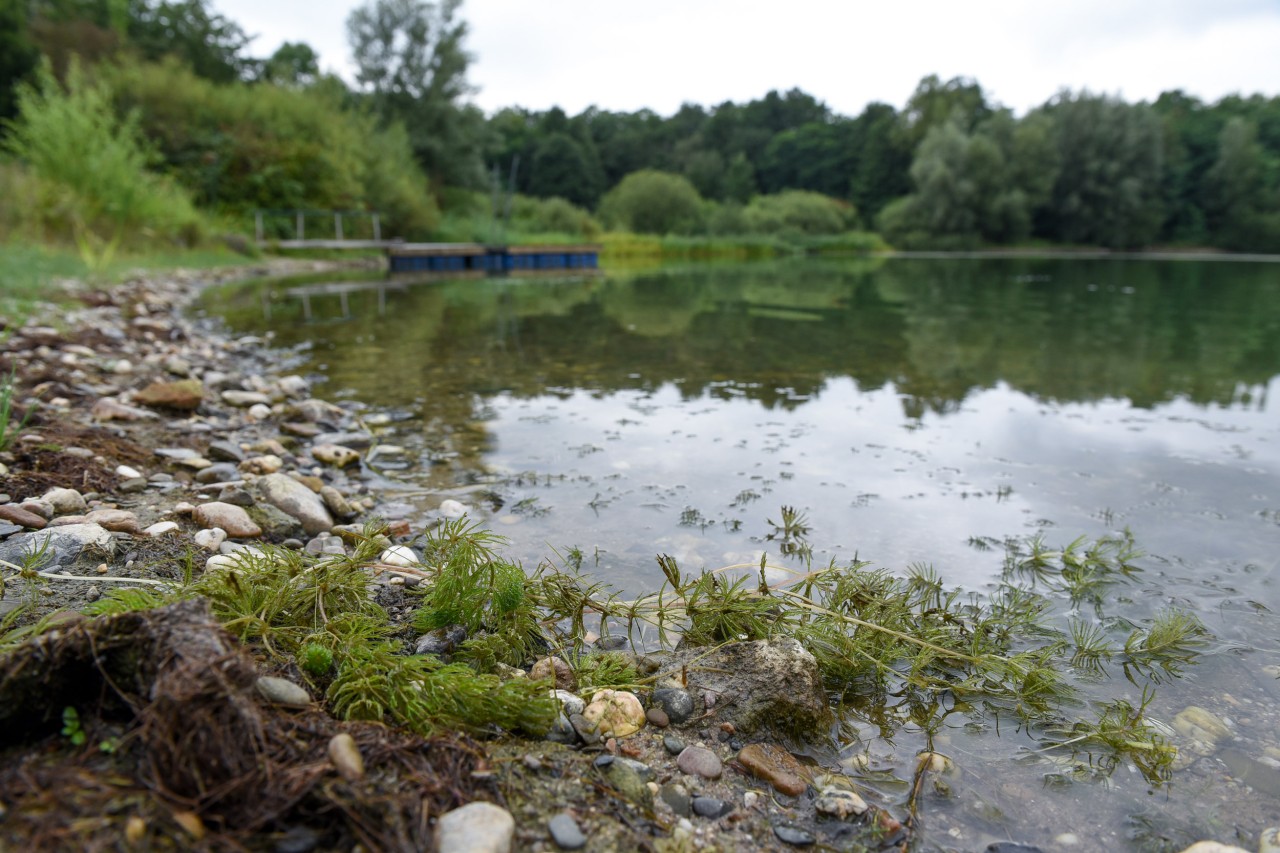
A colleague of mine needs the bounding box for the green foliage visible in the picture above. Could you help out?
[742,190,858,236]
[599,170,705,235]
[573,652,639,690]
[347,0,483,187]
[298,642,334,676]
[105,58,439,237]
[0,368,35,452]
[3,61,204,250]
[81,586,168,616]
[61,706,86,745]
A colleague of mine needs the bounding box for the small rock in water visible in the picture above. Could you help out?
[438,499,468,519]
[773,824,816,847]
[985,844,1045,853]
[676,745,723,780]
[547,813,586,850]
[595,635,630,652]
[435,801,514,853]
[1173,706,1231,745]
[255,676,311,708]
[815,787,868,819]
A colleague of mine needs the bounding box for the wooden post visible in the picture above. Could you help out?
[372,214,381,242]
[254,211,263,243]
[335,212,344,241]
[296,210,304,241]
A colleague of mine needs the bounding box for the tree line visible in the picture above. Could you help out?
[2,0,1278,251]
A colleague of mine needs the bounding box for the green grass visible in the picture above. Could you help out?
[0,242,259,331]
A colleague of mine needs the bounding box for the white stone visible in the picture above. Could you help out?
[583,689,645,738]
[1259,827,1280,853]
[194,528,228,552]
[1177,844,1251,853]
[435,802,514,853]
[439,499,468,519]
[144,521,181,537]
[551,689,586,718]
[379,545,419,568]
[277,375,310,397]
[116,465,143,479]
[247,403,273,421]
[42,487,87,515]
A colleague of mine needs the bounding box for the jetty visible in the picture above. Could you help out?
[386,243,600,274]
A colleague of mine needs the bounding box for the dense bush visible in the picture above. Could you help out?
[599,170,705,235]
[104,59,439,238]
[2,61,203,249]
[742,190,859,236]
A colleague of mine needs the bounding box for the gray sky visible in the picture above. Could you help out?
[212,0,1280,116]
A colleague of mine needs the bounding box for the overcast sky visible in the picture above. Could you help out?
[211,0,1280,117]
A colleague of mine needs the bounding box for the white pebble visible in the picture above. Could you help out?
[144,521,180,537]
[439,499,468,519]
[194,528,227,552]
[379,545,419,568]
[247,403,273,421]
[116,465,142,479]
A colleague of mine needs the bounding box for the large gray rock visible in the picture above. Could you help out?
[252,474,333,536]
[649,637,833,741]
[0,522,115,569]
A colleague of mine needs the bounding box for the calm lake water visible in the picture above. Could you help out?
[202,257,1280,851]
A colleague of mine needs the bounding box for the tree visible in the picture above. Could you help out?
[1037,91,1166,248]
[599,170,704,235]
[347,0,482,188]
[125,0,252,83]
[527,132,600,207]
[259,41,320,87]
[1202,117,1277,250]
[0,0,41,122]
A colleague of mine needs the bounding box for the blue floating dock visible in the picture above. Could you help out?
[387,243,600,275]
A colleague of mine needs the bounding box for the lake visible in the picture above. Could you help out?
[202,256,1280,851]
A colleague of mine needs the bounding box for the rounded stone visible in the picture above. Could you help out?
[312,443,361,467]
[663,735,686,756]
[692,796,727,818]
[547,813,586,850]
[328,733,364,781]
[647,707,670,728]
[773,824,816,846]
[583,689,645,738]
[194,528,227,552]
[42,488,87,515]
[676,745,723,780]
[380,545,419,567]
[651,688,696,725]
[435,801,514,853]
[193,502,262,539]
[530,656,577,691]
[255,676,311,708]
[814,787,868,819]
[551,689,586,718]
[438,498,468,519]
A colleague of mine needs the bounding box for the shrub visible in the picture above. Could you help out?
[742,190,858,237]
[2,61,204,249]
[598,170,704,236]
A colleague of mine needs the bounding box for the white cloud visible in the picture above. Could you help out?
[211,0,1280,116]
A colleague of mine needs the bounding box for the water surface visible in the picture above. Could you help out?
[203,257,1280,850]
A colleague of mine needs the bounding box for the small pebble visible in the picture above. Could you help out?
[773,824,816,846]
[647,707,670,728]
[547,813,586,850]
[692,796,727,818]
[676,745,723,780]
